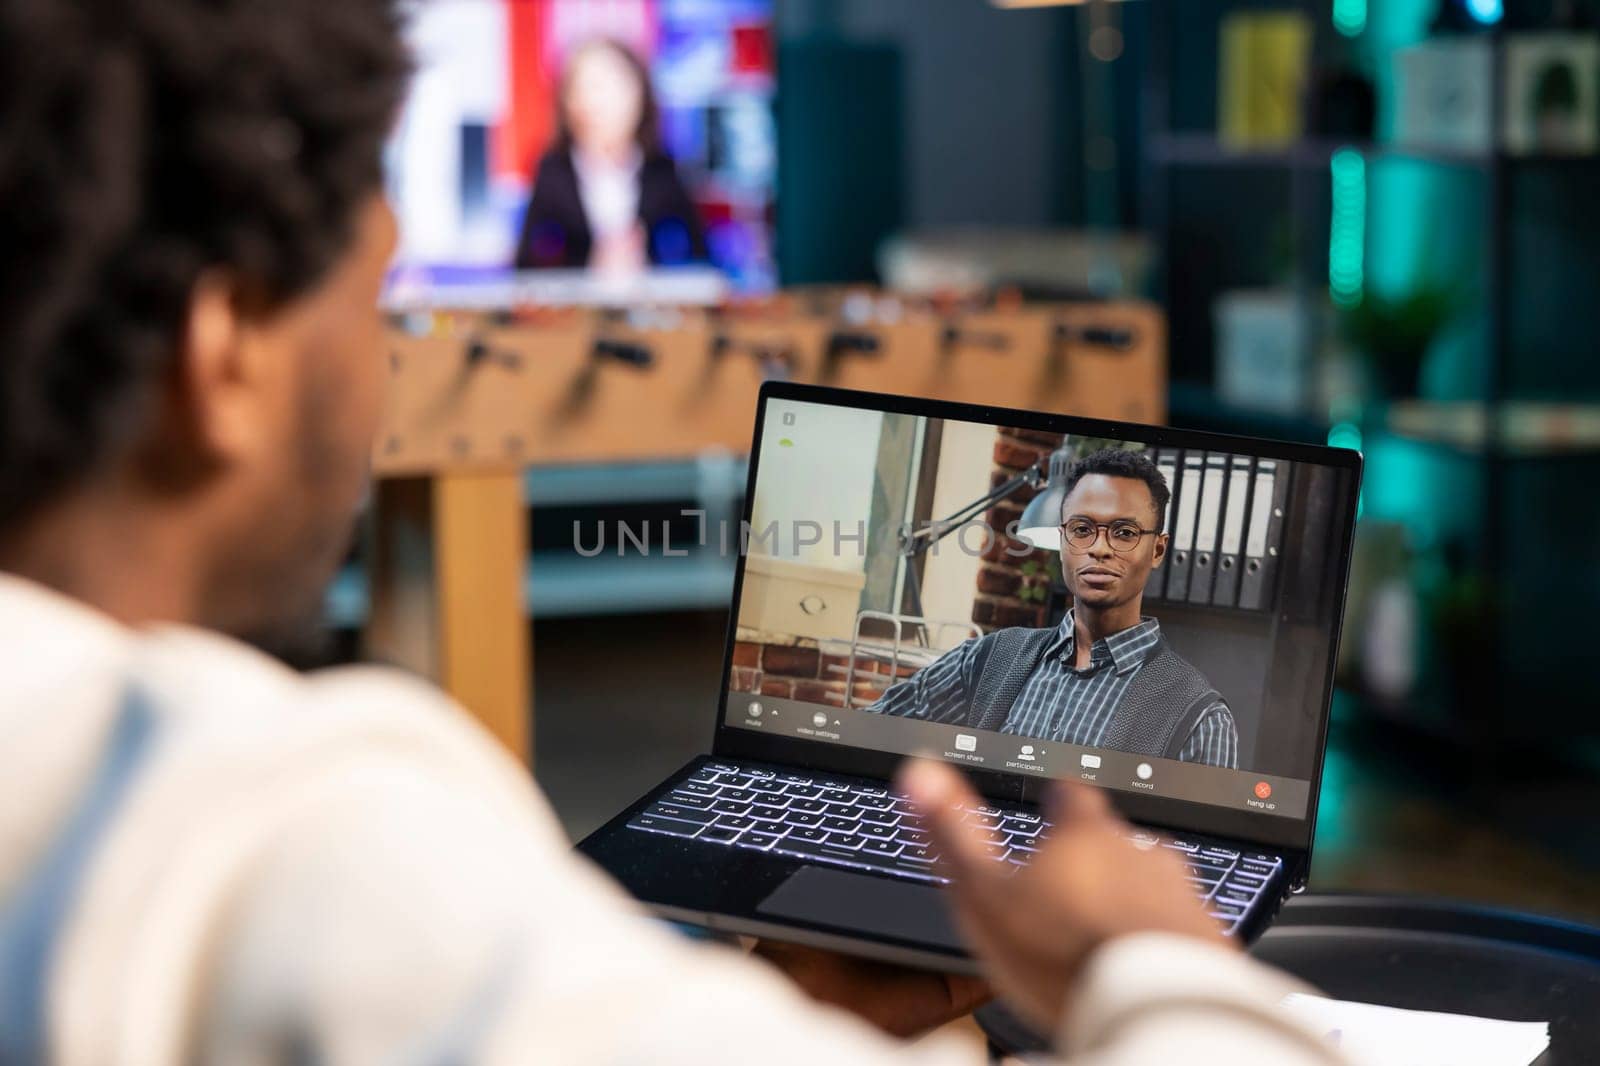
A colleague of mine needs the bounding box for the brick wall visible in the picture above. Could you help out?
[973,427,1064,632]
[730,631,920,708]
[728,428,1064,706]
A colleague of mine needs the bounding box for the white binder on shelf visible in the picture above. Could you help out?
[1187,453,1227,605]
[1212,454,1254,607]
[1239,458,1289,610]
[1151,447,1181,599]
[1164,452,1203,601]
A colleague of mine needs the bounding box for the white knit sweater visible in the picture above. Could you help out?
[0,574,1349,1066]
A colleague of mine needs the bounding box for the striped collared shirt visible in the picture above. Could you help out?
[868,611,1238,768]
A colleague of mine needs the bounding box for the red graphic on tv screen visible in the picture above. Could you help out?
[732,24,772,74]
[1253,781,1273,800]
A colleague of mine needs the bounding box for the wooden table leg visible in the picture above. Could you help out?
[366,471,532,764]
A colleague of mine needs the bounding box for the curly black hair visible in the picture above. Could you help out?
[0,0,408,530]
[1060,447,1171,532]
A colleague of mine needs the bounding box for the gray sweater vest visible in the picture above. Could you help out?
[966,625,1218,760]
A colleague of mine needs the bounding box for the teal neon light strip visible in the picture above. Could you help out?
[1333,0,1366,36]
[1329,148,1366,308]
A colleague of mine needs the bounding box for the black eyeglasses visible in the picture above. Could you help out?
[1061,518,1159,553]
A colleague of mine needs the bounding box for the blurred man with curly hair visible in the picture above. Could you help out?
[0,2,1345,1063]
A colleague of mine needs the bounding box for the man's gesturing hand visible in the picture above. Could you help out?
[897,758,1229,1035]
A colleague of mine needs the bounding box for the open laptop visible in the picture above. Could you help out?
[579,381,1362,972]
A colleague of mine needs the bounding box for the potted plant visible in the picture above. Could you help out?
[1338,281,1459,399]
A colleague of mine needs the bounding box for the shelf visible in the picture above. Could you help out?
[1146,133,1600,173]
[1382,401,1600,458]
[325,548,738,628]
[526,549,736,618]
[1170,386,1600,460]
[1146,133,1347,170]
[524,455,747,508]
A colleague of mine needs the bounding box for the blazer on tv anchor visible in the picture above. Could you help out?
[513,149,708,270]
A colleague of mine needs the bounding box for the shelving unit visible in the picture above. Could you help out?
[1147,130,1600,170]
[1141,0,1600,760]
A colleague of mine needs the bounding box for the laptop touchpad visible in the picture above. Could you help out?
[756,867,966,951]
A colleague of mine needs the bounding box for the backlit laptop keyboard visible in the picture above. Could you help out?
[625,761,1285,934]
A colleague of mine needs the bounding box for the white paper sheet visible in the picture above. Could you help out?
[1281,993,1550,1066]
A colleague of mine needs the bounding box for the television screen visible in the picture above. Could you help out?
[385,0,777,298]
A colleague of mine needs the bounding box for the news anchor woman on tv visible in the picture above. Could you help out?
[514,38,707,274]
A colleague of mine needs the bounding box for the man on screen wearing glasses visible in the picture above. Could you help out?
[868,448,1238,769]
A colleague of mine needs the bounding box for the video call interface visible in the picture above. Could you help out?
[727,399,1358,821]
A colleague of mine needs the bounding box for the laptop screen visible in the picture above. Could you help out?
[722,390,1359,840]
